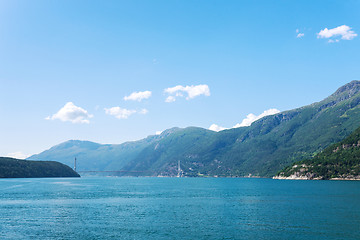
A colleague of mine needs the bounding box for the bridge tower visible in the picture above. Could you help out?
[74,157,77,172]
[177,160,182,177]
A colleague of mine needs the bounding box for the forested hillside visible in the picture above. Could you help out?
[275,125,360,180]
[0,157,80,178]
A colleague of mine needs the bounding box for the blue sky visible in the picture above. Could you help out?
[0,0,359,158]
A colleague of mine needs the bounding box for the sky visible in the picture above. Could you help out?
[0,0,359,158]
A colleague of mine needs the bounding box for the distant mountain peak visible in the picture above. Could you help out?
[159,127,182,136]
[51,140,101,151]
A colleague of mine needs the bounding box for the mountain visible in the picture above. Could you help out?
[28,128,183,171]
[29,81,360,177]
[274,125,360,180]
[0,157,80,178]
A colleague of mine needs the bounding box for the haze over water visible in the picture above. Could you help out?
[0,177,359,239]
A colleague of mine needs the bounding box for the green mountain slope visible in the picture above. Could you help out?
[275,125,360,180]
[121,81,360,177]
[29,81,360,177]
[0,157,80,178]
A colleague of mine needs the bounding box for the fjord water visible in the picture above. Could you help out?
[0,178,359,240]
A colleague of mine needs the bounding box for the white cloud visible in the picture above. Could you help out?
[233,108,280,128]
[155,130,163,135]
[164,84,210,102]
[46,102,93,124]
[317,25,357,42]
[105,107,136,119]
[124,90,152,102]
[6,152,30,159]
[105,107,148,119]
[209,108,281,132]
[209,124,228,132]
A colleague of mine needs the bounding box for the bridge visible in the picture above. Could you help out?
[73,158,145,174]
[77,170,145,173]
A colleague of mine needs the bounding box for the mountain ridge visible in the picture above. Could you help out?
[29,80,360,177]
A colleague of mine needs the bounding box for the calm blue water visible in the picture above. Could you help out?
[0,177,359,240]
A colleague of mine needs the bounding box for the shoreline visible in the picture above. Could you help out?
[273,176,360,181]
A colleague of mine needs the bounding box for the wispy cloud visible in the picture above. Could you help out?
[105,107,148,119]
[164,84,210,102]
[124,90,152,102]
[165,96,176,103]
[139,109,149,115]
[296,29,304,38]
[317,25,357,42]
[6,152,30,159]
[297,33,304,38]
[209,108,280,132]
[46,102,93,124]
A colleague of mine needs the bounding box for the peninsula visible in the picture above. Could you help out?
[0,157,80,178]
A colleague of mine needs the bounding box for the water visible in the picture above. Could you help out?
[0,177,359,240]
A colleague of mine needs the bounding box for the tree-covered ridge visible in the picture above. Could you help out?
[0,157,80,178]
[275,126,360,180]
